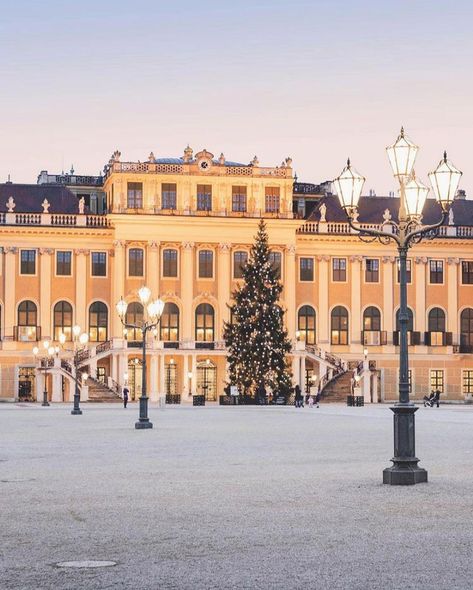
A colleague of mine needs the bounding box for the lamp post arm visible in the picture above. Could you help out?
[346,216,401,247]
[404,210,448,247]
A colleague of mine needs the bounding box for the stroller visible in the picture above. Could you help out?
[423,391,440,408]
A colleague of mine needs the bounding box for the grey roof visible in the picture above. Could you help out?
[307,195,473,226]
[0,183,81,213]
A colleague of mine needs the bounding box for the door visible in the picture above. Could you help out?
[128,358,142,401]
[18,367,35,402]
[196,360,217,401]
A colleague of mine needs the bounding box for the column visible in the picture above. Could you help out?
[183,354,189,396]
[52,372,62,402]
[111,241,125,338]
[414,257,427,333]
[75,249,89,333]
[382,257,395,339]
[147,241,160,296]
[190,354,197,395]
[350,255,362,345]
[284,245,296,339]
[39,249,53,340]
[159,353,165,396]
[292,355,300,387]
[317,256,329,345]
[300,355,306,391]
[118,353,128,386]
[217,243,231,338]
[150,355,159,401]
[4,247,17,338]
[447,258,459,334]
[181,242,194,343]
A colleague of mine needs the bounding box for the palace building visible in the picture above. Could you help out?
[0,145,472,404]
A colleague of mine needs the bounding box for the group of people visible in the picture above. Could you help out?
[423,390,441,408]
[294,384,320,408]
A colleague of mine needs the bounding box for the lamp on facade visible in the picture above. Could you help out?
[116,288,165,430]
[334,128,462,485]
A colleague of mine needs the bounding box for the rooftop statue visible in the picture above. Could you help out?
[6,196,15,212]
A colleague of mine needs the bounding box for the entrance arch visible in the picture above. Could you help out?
[196,359,217,401]
[128,357,142,401]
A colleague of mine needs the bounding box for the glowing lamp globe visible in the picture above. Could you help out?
[138,286,151,305]
[73,325,81,337]
[386,127,419,179]
[334,159,365,211]
[404,175,429,218]
[428,151,462,211]
[79,333,89,345]
[116,297,128,319]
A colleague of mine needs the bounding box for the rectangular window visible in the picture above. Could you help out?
[198,250,213,278]
[365,258,379,283]
[463,370,473,394]
[429,260,444,284]
[129,248,144,277]
[233,251,248,279]
[127,182,143,208]
[299,257,314,281]
[462,261,473,284]
[430,369,444,394]
[56,251,72,276]
[397,258,412,283]
[163,249,178,278]
[269,251,282,279]
[332,258,347,282]
[231,186,247,212]
[265,187,280,213]
[91,252,107,277]
[20,250,36,275]
[197,185,212,211]
[162,183,177,210]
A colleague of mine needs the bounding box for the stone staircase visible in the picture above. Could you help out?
[86,378,122,403]
[320,371,352,403]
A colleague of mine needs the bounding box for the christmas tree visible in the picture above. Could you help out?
[224,219,292,399]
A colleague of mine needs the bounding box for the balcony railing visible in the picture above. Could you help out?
[13,325,41,342]
[298,220,473,238]
[362,331,387,346]
[0,212,111,228]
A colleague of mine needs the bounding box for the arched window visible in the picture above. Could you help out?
[126,302,144,341]
[17,300,38,341]
[160,303,179,342]
[331,306,348,345]
[395,308,414,332]
[54,301,73,341]
[460,308,473,349]
[89,302,108,342]
[428,308,445,332]
[195,303,215,342]
[298,306,316,344]
[363,306,381,331]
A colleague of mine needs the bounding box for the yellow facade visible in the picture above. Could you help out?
[1,148,472,404]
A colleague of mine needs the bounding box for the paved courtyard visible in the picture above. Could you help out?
[1,402,473,590]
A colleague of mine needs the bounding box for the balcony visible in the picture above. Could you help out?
[362,331,387,346]
[424,331,453,346]
[13,326,41,342]
[392,331,421,346]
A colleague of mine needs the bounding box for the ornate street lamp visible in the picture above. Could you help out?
[59,326,89,415]
[116,287,165,429]
[334,128,462,485]
[33,340,56,406]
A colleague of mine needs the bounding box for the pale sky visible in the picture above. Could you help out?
[0,0,472,196]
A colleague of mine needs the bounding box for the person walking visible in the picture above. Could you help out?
[315,390,321,408]
[123,386,129,409]
[294,384,302,408]
[308,394,314,408]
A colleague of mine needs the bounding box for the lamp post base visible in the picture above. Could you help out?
[383,404,428,485]
[71,409,83,415]
[42,401,50,407]
[135,420,153,430]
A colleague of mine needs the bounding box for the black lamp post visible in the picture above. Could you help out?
[334,128,462,485]
[59,326,89,416]
[33,340,56,406]
[116,287,165,430]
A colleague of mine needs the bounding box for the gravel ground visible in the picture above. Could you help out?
[1,402,473,590]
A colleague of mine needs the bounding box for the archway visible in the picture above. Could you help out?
[196,359,217,401]
[128,357,142,401]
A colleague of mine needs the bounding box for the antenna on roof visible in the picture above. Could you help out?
[6,174,11,184]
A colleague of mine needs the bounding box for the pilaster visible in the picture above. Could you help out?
[39,248,53,340]
[382,257,395,337]
[217,243,231,337]
[4,247,17,338]
[284,245,296,339]
[181,242,194,341]
[414,257,428,333]
[317,255,330,345]
[111,241,125,337]
[74,249,89,333]
[447,258,459,334]
[350,255,362,345]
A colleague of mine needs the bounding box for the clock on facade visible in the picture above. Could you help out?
[198,159,211,171]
